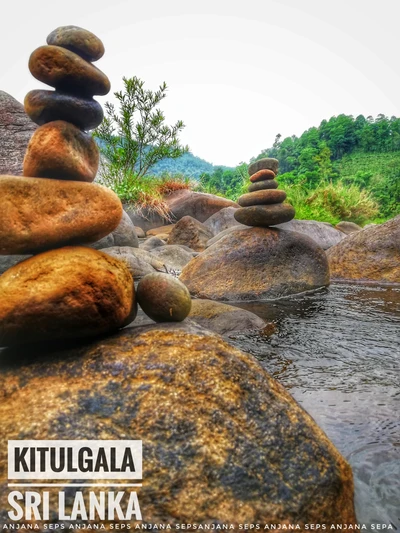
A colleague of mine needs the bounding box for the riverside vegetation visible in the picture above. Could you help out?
[97,111,399,225]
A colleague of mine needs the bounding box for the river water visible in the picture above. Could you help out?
[230,284,400,531]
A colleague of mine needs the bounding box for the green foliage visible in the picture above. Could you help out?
[197,163,249,200]
[94,76,189,180]
[252,114,400,219]
[285,181,379,225]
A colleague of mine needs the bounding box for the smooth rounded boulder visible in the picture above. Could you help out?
[46,25,105,62]
[234,204,295,226]
[248,157,279,176]
[24,90,104,130]
[327,215,400,283]
[0,247,136,346]
[248,179,279,192]
[168,215,214,251]
[249,168,276,182]
[29,45,110,96]
[238,189,287,207]
[0,175,122,254]
[137,272,192,322]
[0,323,356,527]
[23,120,99,181]
[180,226,330,301]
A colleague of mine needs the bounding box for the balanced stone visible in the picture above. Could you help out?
[234,204,295,227]
[250,168,276,182]
[47,25,105,62]
[0,175,122,254]
[248,179,279,192]
[238,189,287,207]
[248,157,279,177]
[23,120,99,181]
[24,90,103,130]
[29,46,111,96]
[0,247,136,346]
[137,273,192,322]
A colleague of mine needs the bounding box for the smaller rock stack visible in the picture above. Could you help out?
[234,158,295,227]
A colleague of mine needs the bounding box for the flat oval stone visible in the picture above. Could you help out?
[24,90,103,130]
[0,247,136,346]
[250,168,276,182]
[248,158,279,177]
[29,45,110,96]
[234,204,295,227]
[0,175,122,255]
[47,25,105,62]
[23,120,99,182]
[238,189,287,207]
[248,179,279,192]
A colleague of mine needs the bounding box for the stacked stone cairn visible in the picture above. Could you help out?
[0,26,137,347]
[234,158,295,226]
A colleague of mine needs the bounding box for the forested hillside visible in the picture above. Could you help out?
[199,114,400,223]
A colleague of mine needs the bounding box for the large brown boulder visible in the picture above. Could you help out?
[180,227,330,301]
[0,247,136,346]
[0,322,356,528]
[0,91,37,175]
[125,190,238,231]
[327,215,400,283]
[168,215,214,251]
[0,175,122,254]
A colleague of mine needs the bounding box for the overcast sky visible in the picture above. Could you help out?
[1,0,399,166]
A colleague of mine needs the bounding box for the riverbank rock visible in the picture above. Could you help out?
[23,120,99,181]
[189,299,267,334]
[0,175,122,254]
[29,45,111,96]
[125,190,238,231]
[0,247,136,346]
[0,91,37,175]
[46,25,105,62]
[150,245,196,270]
[336,221,362,235]
[327,215,400,283]
[100,246,168,279]
[203,206,245,234]
[146,224,175,237]
[137,273,191,322]
[90,211,139,249]
[24,90,104,130]
[168,216,214,251]
[275,219,346,250]
[140,236,167,251]
[0,323,356,528]
[234,203,296,227]
[180,227,330,301]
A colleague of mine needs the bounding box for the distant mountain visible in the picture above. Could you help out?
[146,152,232,179]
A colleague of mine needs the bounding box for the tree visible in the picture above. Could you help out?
[94,76,189,180]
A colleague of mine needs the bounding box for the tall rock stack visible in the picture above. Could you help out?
[234,158,295,226]
[0,26,137,347]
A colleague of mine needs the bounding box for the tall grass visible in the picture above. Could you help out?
[98,161,193,221]
[285,180,379,225]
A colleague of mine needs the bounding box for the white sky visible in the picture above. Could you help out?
[1,0,400,166]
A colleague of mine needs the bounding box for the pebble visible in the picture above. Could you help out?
[47,25,105,62]
[24,90,103,130]
[248,158,279,177]
[29,45,110,96]
[238,189,287,207]
[137,273,192,322]
[248,179,279,192]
